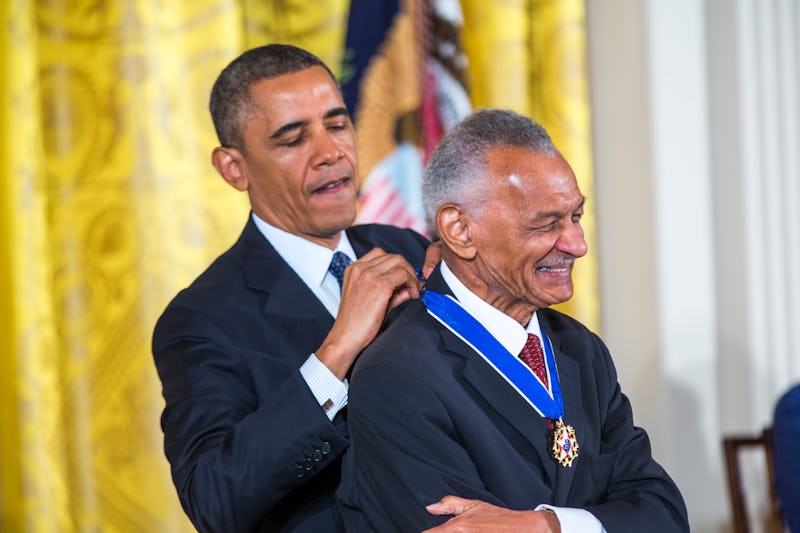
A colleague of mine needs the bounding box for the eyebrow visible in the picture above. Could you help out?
[269,107,350,140]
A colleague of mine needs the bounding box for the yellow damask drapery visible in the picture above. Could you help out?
[0,1,594,531]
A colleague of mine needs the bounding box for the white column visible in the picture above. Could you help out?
[646,1,723,530]
[709,1,800,530]
[589,0,800,531]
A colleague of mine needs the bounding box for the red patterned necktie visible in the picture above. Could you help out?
[519,333,555,430]
[519,333,548,389]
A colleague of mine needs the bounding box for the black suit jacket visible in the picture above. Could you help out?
[153,216,428,533]
[338,267,689,532]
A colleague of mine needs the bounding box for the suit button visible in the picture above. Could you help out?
[304,458,314,471]
[312,449,323,462]
[294,465,305,478]
[321,441,331,455]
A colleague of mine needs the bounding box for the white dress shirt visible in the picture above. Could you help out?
[441,260,606,533]
[252,212,352,421]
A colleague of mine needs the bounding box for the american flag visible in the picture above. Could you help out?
[342,0,471,236]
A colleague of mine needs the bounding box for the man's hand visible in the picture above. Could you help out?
[316,247,422,379]
[423,496,560,533]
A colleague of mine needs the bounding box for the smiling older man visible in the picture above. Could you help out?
[337,108,689,533]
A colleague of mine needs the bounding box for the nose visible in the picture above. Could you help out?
[311,131,343,167]
[556,221,588,258]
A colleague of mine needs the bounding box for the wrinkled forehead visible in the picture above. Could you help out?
[487,145,567,180]
[483,148,580,209]
[247,66,342,110]
[238,67,346,135]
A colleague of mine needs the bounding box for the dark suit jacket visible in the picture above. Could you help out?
[337,267,689,532]
[152,216,428,533]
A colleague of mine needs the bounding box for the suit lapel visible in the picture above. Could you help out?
[238,217,335,356]
[450,332,558,487]
[425,270,558,486]
[541,321,583,504]
[237,223,387,358]
[345,227,373,257]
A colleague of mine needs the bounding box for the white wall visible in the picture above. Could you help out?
[586,1,800,531]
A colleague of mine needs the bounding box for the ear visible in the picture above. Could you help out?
[211,146,249,191]
[436,204,477,260]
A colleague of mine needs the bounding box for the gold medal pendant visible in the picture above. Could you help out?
[552,418,579,467]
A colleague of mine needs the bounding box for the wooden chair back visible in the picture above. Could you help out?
[722,428,784,533]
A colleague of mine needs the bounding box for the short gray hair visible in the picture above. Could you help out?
[422,108,557,230]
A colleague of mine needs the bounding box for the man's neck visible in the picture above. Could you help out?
[444,256,536,327]
[251,210,342,250]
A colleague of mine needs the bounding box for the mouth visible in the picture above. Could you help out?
[536,258,574,274]
[311,176,352,195]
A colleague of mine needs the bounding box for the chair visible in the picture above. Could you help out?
[722,427,784,533]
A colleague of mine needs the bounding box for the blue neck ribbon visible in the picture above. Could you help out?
[422,290,564,419]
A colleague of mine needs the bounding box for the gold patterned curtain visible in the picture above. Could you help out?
[0,1,594,531]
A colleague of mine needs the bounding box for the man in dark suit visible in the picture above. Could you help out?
[337,109,689,532]
[152,44,433,532]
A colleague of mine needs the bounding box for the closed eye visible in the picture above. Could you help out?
[538,221,558,232]
[524,218,559,233]
[279,134,305,147]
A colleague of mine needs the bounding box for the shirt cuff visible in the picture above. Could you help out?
[535,505,606,533]
[300,353,349,421]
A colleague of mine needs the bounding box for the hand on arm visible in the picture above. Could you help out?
[316,247,423,379]
[424,496,560,533]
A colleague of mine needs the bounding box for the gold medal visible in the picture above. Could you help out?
[552,418,579,467]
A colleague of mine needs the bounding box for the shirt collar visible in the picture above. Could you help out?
[440,260,543,356]
[251,212,356,289]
